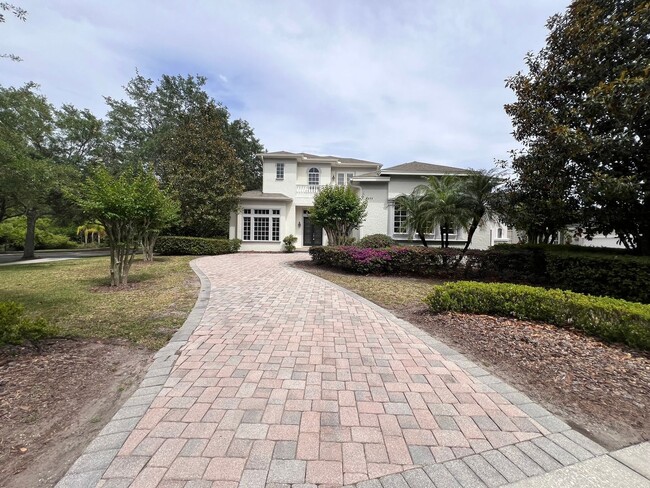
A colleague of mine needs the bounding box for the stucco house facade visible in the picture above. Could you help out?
[229,151,514,251]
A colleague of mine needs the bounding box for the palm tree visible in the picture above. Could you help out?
[459,169,503,252]
[394,189,432,247]
[419,175,470,248]
[76,222,106,245]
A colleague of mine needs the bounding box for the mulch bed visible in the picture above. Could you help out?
[402,308,650,450]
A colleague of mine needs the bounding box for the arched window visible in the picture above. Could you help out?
[308,168,320,186]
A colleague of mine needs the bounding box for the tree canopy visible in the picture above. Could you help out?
[503,0,649,251]
[105,72,264,236]
[310,186,368,246]
[74,167,177,285]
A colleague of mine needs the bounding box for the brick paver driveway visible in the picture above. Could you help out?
[59,253,607,488]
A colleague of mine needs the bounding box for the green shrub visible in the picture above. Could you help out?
[282,235,298,253]
[0,217,77,250]
[424,281,650,350]
[545,253,650,304]
[0,302,58,346]
[154,236,241,256]
[357,234,397,248]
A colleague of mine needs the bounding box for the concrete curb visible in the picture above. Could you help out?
[54,258,212,488]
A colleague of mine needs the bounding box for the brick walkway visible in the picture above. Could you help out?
[57,253,608,488]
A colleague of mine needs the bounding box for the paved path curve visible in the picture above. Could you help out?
[57,253,614,488]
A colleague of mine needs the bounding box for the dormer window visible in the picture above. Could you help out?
[308,168,320,186]
[276,162,284,180]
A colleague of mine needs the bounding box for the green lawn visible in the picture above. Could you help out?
[297,263,441,309]
[0,256,199,349]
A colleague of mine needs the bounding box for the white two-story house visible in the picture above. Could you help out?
[229,151,513,251]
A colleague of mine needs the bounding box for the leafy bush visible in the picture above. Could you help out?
[545,252,650,304]
[155,236,241,256]
[0,302,58,346]
[357,234,397,248]
[310,246,463,276]
[0,217,77,250]
[424,281,650,350]
[283,235,298,253]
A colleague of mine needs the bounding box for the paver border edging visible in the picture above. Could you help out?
[54,257,212,488]
[285,262,610,487]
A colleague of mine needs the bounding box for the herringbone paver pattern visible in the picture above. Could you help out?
[58,254,608,487]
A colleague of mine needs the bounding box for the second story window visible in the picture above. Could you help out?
[337,172,354,186]
[276,162,284,180]
[308,167,320,186]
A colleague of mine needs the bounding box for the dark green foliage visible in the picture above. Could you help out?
[503,0,650,252]
[356,234,396,249]
[310,245,650,303]
[154,236,241,256]
[425,281,650,350]
[545,253,650,305]
[0,301,57,346]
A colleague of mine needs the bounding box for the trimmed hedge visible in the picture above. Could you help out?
[0,302,57,346]
[154,236,241,256]
[309,245,650,303]
[424,281,650,350]
[356,234,397,249]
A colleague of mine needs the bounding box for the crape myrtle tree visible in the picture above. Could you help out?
[311,186,367,246]
[75,167,177,285]
[504,0,649,252]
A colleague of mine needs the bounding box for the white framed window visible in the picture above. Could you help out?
[276,162,284,180]
[497,227,503,239]
[393,205,408,234]
[337,172,354,186]
[308,167,320,186]
[243,208,281,242]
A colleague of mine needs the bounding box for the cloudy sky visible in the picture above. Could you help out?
[2,1,568,169]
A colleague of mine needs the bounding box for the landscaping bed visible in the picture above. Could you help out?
[0,256,200,486]
[294,260,650,450]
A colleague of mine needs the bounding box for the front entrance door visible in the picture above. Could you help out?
[303,216,323,246]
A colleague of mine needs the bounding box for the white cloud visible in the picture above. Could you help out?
[1,0,569,168]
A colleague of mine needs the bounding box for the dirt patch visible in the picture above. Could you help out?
[90,282,143,293]
[0,339,152,487]
[400,308,650,450]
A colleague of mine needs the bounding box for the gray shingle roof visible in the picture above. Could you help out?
[264,151,380,167]
[382,161,470,174]
[239,190,292,201]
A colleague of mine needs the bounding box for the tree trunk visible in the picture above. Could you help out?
[440,226,445,248]
[22,210,38,259]
[142,231,158,262]
[417,231,428,247]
